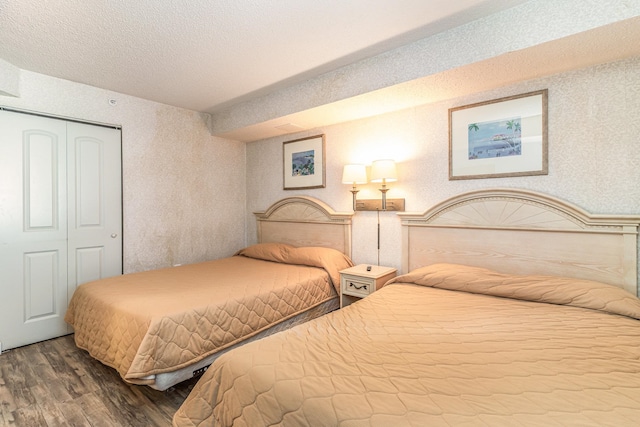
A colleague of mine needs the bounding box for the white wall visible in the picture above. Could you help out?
[246,56,640,273]
[1,70,246,273]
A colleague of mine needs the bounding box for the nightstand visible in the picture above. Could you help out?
[339,264,397,308]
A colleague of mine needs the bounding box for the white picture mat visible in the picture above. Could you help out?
[283,135,325,189]
[450,91,546,179]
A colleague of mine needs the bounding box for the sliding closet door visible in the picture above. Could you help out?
[0,111,122,351]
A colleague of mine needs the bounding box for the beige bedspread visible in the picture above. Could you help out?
[65,243,352,385]
[173,263,640,426]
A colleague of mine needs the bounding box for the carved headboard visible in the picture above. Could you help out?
[398,189,640,295]
[254,197,353,257]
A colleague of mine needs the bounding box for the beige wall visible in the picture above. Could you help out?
[246,56,640,272]
[1,70,246,273]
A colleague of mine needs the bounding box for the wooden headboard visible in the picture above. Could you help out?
[398,189,640,296]
[254,197,353,257]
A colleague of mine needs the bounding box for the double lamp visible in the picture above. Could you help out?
[342,160,404,211]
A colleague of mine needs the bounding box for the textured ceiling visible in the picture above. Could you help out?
[0,0,527,113]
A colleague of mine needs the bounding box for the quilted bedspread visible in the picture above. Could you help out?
[173,263,640,426]
[65,243,352,385]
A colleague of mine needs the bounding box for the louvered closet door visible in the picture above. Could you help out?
[0,111,122,351]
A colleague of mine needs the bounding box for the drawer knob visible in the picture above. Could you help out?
[349,282,367,290]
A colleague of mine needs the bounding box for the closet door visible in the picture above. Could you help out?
[0,111,122,351]
[67,122,122,296]
[0,111,69,350]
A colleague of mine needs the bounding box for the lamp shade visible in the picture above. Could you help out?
[342,164,367,184]
[370,159,397,183]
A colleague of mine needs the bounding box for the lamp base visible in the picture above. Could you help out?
[354,198,405,211]
[349,189,360,212]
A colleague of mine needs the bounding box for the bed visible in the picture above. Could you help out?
[173,188,640,426]
[64,196,354,391]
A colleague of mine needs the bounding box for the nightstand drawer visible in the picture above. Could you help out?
[339,265,396,308]
[341,276,373,298]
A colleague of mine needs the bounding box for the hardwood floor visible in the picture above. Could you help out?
[0,335,199,426]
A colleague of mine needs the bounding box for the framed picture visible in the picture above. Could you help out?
[283,134,326,190]
[449,89,548,180]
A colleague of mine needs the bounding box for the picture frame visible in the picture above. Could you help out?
[283,134,326,190]
[449,89,548,180]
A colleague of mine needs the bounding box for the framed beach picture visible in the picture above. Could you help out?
[449,90,548,180]
[283,134,326,190]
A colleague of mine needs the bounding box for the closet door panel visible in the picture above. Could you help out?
[67,122,122,298]
[0,111,68,350]
[77,136,102,226]
[24,249,61,320]
[75,246,105,284]
[24,131,60,229]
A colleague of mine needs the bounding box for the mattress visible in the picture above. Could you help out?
[173,263,640,426]
[146,298,339,391]
[65,243,353,389]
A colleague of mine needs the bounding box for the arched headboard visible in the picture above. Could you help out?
[254,197,353,257]
[398,188,640,295]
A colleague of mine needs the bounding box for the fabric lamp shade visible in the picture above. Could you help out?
[370,159,397,183]
[342,164,367,184]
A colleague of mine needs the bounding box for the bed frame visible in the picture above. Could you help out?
[255,196,353,257]
[150,197,352,390]
[398,188,640,296]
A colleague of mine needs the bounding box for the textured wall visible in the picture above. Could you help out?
[246,56,640,273]
[1,70,246,273]
[0,58,20,96]
[212,0,640,135]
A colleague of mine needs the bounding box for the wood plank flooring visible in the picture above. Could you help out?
[0,334,199,426]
